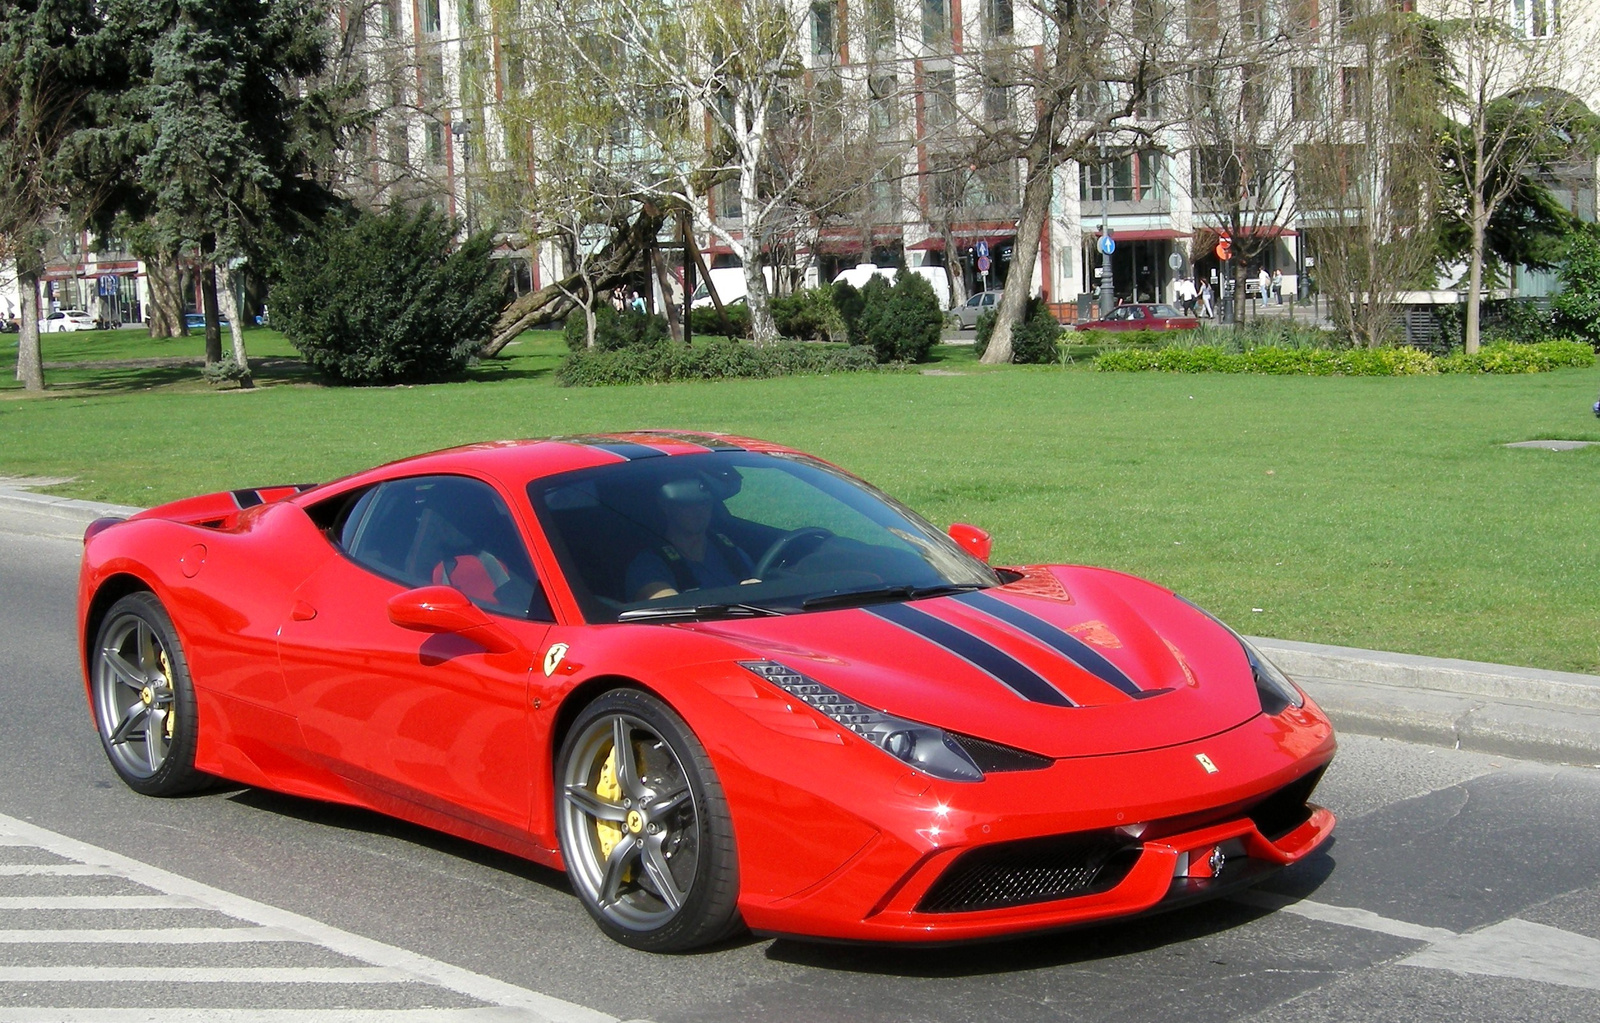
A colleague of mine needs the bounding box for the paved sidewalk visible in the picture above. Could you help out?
[5,485,1597,765]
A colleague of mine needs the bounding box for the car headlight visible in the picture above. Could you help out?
[1177,598,1305,716]
[1238,636,1304,716]
[740,661,984,782]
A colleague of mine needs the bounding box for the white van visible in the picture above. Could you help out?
[690,266,776,308]
[829,263,952,310]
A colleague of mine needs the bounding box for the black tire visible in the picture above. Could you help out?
[89,592,209,796]
[555,688,741,952]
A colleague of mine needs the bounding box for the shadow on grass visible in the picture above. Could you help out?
[2,355,314,396]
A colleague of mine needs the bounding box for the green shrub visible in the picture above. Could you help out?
[972,297,1061,363]
[772,287,846,341]
[201,358,252,387]
[688,302,753,339]
[851,272,943,362]
[268,205,503,385]
[563,304,671,352]
[1554,229,1600,349]
[1436,339,1597,373]
[556,339,879,386]
[1095,344,1436,375]
[831,281,866,343]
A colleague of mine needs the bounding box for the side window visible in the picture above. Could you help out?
[338,475,550,620]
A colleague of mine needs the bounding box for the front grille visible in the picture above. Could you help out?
[1246,765,1327,840]
[916,833,1140,914]
[951,733,1054,773]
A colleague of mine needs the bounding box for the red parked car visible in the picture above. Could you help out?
[1076,303,1200,331]
[79,432,1335,950]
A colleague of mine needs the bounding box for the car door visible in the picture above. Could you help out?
[278,474,552,838]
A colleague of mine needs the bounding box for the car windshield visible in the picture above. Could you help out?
[1152,304,1183,317]
[527,452,1000,623]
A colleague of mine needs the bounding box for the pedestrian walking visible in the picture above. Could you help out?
[630,291,647,314]
[1257,266,1270,307]
[1199,279,1215,318]
[1175,276,1196,315]
[1271,268,1283,305]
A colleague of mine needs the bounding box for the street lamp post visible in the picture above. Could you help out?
[1098,133,1114,318]
[451,118,474,234]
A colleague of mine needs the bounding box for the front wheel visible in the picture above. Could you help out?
[556,689,740,951]
[90,592,209,796]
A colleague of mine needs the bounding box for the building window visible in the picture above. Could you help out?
[1512,0,1559,37]
[923,69,956,132]
[718,178,742,219]
[1340,66,1369,120]
[1291,66,1321,121]
[922,0,949,45]
[1136,78,1164,120]
[1239,0,1267,40]
[1336,0,1364,26]
[815,73,843,134]
[426,122,444,164]
[1290,0,1320,33]
[811,2,836,59]
[1081,151,1165,203]
[932,166,966,208]
[982,0,1014,38]
[864,0,895,54]
[983,64,1010,123]
[382,0,401,37]
[1240,64,1267,115]
[1188,0,1219,40]
[458,0,478,34]
[420,0,441,35]
[869,74,898,134]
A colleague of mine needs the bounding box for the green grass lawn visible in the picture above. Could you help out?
[4,330,1599,674]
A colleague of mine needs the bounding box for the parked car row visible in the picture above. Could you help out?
[951,294,1200,333]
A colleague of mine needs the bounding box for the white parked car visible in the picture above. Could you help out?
[830,263,952,310]
[41,309,96,333]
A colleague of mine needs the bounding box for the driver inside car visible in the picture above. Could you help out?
[626,477,757,601]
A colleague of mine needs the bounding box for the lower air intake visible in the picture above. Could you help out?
[916,833,1140,914]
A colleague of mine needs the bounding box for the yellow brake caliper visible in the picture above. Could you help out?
[160,649,175,739]
[594,747,624,860]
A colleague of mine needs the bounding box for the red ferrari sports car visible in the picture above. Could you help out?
[1075,303,1200,331]
[78,432,1335,951]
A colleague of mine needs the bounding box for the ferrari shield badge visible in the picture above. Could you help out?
[1195,753,1219,774]
[543,643,570,677]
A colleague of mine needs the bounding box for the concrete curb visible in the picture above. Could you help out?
[1,486,1595,764]
[1249,636,1600,765]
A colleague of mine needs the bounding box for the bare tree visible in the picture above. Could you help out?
[1435,0,1600,352]
[1294,11,1442,347]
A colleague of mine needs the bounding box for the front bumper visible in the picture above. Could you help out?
[729,701,1337,943]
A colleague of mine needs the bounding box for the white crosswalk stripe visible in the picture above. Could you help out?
[0,812,626,1023]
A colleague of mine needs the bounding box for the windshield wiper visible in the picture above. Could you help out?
[801,582,984,612]
[617,602,786,623]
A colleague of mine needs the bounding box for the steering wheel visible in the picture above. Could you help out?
[753,528,834,579]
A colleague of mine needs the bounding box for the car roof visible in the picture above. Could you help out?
[293,432,807,501]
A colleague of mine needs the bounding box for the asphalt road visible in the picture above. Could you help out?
[3,505,1598,1022]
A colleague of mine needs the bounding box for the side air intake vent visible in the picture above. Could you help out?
[949,734,1054,773]
[1246,765,1327,841]
[916,833,1139,914]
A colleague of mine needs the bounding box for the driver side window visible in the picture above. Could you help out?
[337,475,550,621]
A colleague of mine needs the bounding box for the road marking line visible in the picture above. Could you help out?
[0,927,301,944]
[1400,918,1600,992]
[0,966,417,984]
[0,895,200,909]
[1232,891,1458,943]
[0,1011,538,1023]
[0,812,619,1023]
[0,864,111,876]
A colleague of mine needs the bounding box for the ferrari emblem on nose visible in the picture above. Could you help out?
[543,643,569,677]
[1196,753,1219,774]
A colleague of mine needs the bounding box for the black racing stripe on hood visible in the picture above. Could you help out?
[954,591,1145,696]
[865,603,1076,707]
[557,437,667,460]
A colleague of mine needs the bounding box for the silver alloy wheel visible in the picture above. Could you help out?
[92,613,175,779]
[560,712,698,932]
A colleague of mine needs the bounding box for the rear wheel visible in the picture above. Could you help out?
[556,689,740,951]
[90,592,208,796]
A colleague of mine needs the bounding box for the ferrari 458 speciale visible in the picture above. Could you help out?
[79,432,1335,950]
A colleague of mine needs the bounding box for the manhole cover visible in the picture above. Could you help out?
[1503,440,1595,451]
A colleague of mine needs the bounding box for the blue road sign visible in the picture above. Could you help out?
[975,240,990,259]
[976,255,992,272]
[1097,234,1116,255]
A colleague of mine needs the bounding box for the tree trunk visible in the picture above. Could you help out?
[145,249,186,338]
[652,247,682,343]
[982,149,1052,365]
[943,225,968,307]
[1465,202,1486,355]
[217,266,253,387]
[15,268,44,391]
[744,258,776,344]
[199,257,223,365]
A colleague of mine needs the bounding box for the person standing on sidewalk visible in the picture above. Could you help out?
[1199,278,1215,318]
[1271,268,1283,305]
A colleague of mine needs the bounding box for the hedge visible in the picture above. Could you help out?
[1095,340,1593,376]
[556,339,879,386]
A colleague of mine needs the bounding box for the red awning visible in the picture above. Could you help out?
[907,232,1016,252]
[1194,225,1298,241]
